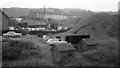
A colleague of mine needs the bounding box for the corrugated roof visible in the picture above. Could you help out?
[54,43,75,52]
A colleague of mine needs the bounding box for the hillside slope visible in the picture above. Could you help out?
[3,8,31,17]
[67,13,118,41]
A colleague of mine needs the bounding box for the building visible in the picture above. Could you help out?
[50,43,75,65]
[64,34,90,44]
[45,14,67,20]
[16,23,28,30]
[29,11,67,20]
[57,25,63,30]
[28,24,48,31]
[15,17,22,22]
[10,17,22,22]
[55,34,90,44]
[0,10,9,35]
[55,34,92,52]
[72,40,88,52]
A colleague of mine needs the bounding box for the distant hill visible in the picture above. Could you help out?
[2,7,94,18]
[67,13,118,41]
[3,7,31,17]
[63,8,94,17]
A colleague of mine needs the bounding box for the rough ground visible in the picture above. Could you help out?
[2,35,56,66]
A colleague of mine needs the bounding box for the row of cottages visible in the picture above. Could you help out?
[0,10,9,35]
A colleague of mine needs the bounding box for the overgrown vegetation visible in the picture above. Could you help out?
[2,39,56,66]
[68,13,118,39]
[82,44,118,66]
[2,40,42,62]
[64,41,118,66]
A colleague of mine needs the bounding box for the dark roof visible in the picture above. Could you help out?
[54,43,75,52]
[28,24,48,28]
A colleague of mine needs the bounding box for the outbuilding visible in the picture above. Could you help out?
[50,43,75,65]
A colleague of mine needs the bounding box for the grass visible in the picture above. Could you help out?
[2,34,118,66]
[2,38,55,66]
[2,39,43,65]
[64,39,118,66]
[82,42,118,66]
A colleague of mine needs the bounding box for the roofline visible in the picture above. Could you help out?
[56,34,90,37]
[59,49,75,52]
[0,10,9,18]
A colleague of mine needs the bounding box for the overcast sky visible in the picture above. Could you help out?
[0,0,119,11]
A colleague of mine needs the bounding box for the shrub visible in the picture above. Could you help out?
[2,47,22,61]
[82,46,118,66]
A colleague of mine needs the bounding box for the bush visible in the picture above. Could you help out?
[2,47,22,61]
[82,46,118,66]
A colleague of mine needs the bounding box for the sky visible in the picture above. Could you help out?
[0,0,119,11]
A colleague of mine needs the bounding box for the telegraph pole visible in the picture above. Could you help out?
[43,5,45,19]
[44,5,45,15]
[43,5,46,28]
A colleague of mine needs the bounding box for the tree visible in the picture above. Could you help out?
[8,19,18,26]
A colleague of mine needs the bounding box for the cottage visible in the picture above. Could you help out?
[50,43,75,65]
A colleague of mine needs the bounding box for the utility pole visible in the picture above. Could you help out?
[44,5,45,15]
[43,5,46,28]
[61,9,65,20]
[43,5,45,19]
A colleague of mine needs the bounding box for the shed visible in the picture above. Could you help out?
[50,43,75,65]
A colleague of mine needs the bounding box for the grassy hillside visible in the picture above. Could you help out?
[63,9,94,17]
[3,7,31,17]
[65,13,118,66]
[60,17,83,27]
[68,13,118,41]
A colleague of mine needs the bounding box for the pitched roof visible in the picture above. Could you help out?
[0,10,9,18]
[54,43,75,52]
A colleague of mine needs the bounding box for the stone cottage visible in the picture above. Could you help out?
[50,43,75,65]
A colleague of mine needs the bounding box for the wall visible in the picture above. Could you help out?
[0,11,9,35]
[52,46,61,64]
[2,12,9,31]
[60,51,75,64]
[51,46,75,65]
[0,12,2,35]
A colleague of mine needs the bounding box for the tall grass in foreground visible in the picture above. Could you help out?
[2,40,42,62]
